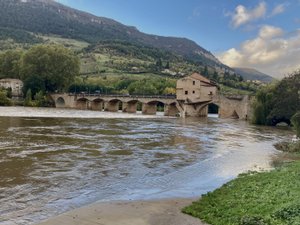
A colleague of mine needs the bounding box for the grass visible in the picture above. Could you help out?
[183,149,300,225]
[40,35,89,51]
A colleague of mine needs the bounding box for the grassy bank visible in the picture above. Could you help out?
[183,144,300,225]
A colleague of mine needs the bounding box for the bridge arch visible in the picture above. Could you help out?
[122,100,143,113]
[91,98,104,111]
[56,97,66,108]
[105,99,123,112]
[142,100,166,115]
[164,102,179,117]
[76,98,89,110]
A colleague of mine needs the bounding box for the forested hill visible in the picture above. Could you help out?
[0,0,226,68]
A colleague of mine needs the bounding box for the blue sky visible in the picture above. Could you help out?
[56,0,300,78]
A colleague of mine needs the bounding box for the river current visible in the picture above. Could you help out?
[0,107,292,225]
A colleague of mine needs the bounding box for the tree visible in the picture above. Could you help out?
[0,50,22,79]
[202,66,209,77]
[291,112,300,138]
[252,70,300,126]
[23,74,45,97]
[267,71,300,125]
[24,89,33,106]
[20,44,80,94]
[0,90,12,106]
[156,58,162,71]
[165,61,170,69]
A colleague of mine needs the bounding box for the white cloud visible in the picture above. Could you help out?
[230,2,266,28]
[270,4,286,16]
[258,25,284,39]
[217,26,300,78]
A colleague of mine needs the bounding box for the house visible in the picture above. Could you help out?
[176,73,218,103]
[0,79,23,97]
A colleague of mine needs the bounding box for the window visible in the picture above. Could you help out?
[193,81,195,85]
[192,91,195,94]
[185,91,188,95]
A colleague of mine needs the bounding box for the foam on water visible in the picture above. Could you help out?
[0,107,165,119]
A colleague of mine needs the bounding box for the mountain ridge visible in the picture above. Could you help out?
[0,0,227,69]
[0,0,274,83]
[233,67,275,83]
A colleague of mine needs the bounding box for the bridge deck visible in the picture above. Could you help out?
[68,93,177,99]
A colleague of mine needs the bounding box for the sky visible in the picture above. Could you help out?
[55,0,300,78]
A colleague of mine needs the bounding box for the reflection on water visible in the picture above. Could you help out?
[0,107,293,225]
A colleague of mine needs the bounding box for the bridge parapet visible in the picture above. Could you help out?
[69,93,176,99]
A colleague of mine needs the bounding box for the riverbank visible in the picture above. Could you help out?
[183,147,300,225]
[37,198,206,225]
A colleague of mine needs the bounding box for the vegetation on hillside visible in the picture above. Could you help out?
[68,74,176,95]
[0,0,271,98]
[252,70,300,126]
[0,0,224,68]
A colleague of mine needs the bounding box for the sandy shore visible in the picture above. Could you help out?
[37,198,206,225]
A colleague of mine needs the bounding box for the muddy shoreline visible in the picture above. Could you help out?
[37,198,206,225]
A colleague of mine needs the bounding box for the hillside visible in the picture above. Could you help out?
[233,67,275,83]
[0,0,228,69]
[0,0,263,95]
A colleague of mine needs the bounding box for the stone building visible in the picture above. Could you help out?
[176,73,218,117]
[176,73,218,103]
[0,79,23,97]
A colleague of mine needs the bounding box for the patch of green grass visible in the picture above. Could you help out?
[40,35,89,51]
[183,161,300,225]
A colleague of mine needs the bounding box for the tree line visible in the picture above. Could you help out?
[0,44,80,106]
[252,70,300,134]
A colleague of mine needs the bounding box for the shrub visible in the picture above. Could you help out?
[240,216,270,225]
[0,90,12,106]
[291,112,300,138]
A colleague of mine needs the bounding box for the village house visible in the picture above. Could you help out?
[176,72,218,103]
[0,79,23,97]
[176,73,219,117]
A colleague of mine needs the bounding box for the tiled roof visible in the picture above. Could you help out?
[189,73,216,86]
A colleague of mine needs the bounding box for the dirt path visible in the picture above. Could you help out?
[37,198,207,225]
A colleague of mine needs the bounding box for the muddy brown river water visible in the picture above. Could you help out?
[0,107,292,225]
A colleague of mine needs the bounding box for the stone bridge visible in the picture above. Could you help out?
[50,93,180,116]
[50,93,252,119]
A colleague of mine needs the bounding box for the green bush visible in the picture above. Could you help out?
[291,112,300,138]
[273,204,300,221]
[252,71,300,126]
[240,216,270,225]
[0,90,12,106]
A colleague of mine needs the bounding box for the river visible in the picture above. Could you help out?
[0,107,292,225]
